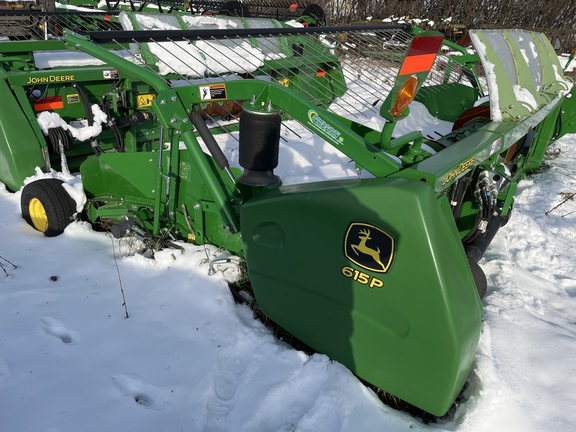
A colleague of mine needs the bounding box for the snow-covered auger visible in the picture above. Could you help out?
[0,10,575,416]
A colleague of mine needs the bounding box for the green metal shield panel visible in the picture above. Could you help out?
[0,79,45,191]
[241,177,483,415]
[469,29,571,122]
[559,86,576,138]
[80,152,158,200]
[415,82,479,122]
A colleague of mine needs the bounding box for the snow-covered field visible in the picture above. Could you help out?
[1,124,576,431]
[1,7,576,428]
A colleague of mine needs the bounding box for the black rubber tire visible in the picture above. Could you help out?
[21,179,77,237]
[219,1,251,17]
[468,256,488,300]
[301,4,326,26]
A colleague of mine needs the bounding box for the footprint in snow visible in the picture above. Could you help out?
[40,317,79,344]
[112,374,166,410]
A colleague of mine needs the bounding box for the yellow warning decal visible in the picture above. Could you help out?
[137,94,156,108]
[67,94,80,104]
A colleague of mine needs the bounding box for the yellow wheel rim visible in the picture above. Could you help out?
[29,198,49,233]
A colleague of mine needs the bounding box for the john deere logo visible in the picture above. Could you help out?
[344,223,394,273]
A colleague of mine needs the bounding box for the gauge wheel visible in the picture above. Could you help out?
[21,179,77,237]
[302,4,326,26]
[219,1,251,17]
[468,256,488,300]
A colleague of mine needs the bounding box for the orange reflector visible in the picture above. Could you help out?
[399,36,444,76]
[289,4,298,11]
[390,76,418,117]
[34,96,64,111]
[104,15,110,21]
[316,69,326,77]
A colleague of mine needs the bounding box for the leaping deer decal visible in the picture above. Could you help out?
[351,228,387,271]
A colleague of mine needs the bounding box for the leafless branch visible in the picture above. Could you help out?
[545,192,576,217]
[0,255,17,277]
[108,235,130,319]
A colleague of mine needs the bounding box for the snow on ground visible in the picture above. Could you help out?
[2,13,576,428]
[3,50,576,429]
[2,131,576,431]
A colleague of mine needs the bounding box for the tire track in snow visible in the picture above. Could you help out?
[238,354,336,432]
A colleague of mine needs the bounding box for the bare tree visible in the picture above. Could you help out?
[314,0,576,51]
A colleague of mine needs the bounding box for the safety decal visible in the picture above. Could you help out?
[199,84,227,101]
[490,137,502,155]
[137,94,156,108]
[103,69,119,79]
[67,94,80,104]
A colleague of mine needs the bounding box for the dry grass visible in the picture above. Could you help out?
[0,255,17,277]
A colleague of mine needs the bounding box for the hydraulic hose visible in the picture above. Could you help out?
[110,122,125,153]
[189,111,236,184]
[72,83,92,126]
[189,111,229,169]
[100,80,125,153]
[465,215,503,263]
[46,127,73,155]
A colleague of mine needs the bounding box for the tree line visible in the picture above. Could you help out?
[311,0,576,50]
[314,0,575,28]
